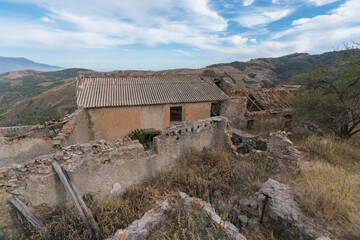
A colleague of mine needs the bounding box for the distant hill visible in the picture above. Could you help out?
[0,68,97,126]
[0,50,351,126]
[0,57,63,73]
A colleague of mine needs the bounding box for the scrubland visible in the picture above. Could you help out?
[22,134,360,240]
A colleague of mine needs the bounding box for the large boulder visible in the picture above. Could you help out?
[229,179,330,240]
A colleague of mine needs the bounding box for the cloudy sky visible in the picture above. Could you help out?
[0,0,359,70]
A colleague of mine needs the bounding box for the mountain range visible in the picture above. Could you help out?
[0,57,63,73]
[0,50,347,126]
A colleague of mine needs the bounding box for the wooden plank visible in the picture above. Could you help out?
[51,161,91,230]
[62,167,100,232]
[245,93,263,111]
[9,196,44,231]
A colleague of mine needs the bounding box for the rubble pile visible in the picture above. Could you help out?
[108,192,246,240]
[268,130,301,172]
[230,128,267,154]
[228,179,331,240]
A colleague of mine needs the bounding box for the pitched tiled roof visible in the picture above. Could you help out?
[76,76,230,108]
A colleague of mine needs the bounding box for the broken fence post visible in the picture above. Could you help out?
[51,160,92,231]
[8,196,44,231]
[61,166,100,232]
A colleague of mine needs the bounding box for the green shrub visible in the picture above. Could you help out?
[128,129,155,149]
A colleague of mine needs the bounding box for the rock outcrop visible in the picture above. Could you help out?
[229,179,330,240]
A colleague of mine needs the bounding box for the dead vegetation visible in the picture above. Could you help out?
[22,148,279,240]
[289,134,360,239]
[21,134,360,240]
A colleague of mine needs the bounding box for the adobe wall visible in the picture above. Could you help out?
[87,105,169,141]
[184,102,211,122]
[82,102,212,141]
[0,116,229,239]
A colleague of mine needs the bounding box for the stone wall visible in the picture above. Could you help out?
[0,126,33,137]
[246,111,292,132]
[0,116,229,239]
[54,109,93,147]
[220,97,247,129]
[220,96,292,132]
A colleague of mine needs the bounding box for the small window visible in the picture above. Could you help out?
[170,106,182,122]
[211,102,221,117]
[247,120,255,130]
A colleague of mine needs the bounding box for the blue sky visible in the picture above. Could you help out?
[0,0,359,71]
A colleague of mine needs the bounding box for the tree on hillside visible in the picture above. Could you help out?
[293,48,360,139]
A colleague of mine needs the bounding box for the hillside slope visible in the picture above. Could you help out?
[0,51,347,126]
[0,57,63,73]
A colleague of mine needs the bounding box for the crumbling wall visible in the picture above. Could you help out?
[246,111,292,132]
[0,126,33,137]
[0,116,229,238]
[54,109,93,147]
[220,97,247,129]
[0,137,53,168]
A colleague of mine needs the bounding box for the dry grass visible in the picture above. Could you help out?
[24,147,279,240]
[245,226,277,240]
[301,134,360,172]
[292,134,360,239]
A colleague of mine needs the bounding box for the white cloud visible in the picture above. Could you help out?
[174,49,194,57]
[242,0,255,6]
[1,0,360,67]
[306,0,340,6]
[40,17,55,23]
[270,0,360,52]
[234,7,295,28]
[0,0,227,50]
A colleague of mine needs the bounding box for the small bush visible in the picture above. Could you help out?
[128,129,155,149]
[248,73,257,78]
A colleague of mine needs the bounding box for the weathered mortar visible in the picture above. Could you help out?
[0,116,229,238]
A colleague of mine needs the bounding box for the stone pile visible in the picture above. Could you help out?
[108,192,246,240]
[268,130,301,172]
[230,128,268,154]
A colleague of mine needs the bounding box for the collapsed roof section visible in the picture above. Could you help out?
[76,75,230,108]
[233,87,298,113]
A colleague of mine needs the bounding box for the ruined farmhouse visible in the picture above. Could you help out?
[0,74,306,239]
[220,84,297,132]
[75,75,230,141]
